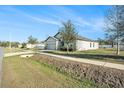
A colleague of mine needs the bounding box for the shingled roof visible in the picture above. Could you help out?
[54,32,96,42]
[76,35,96,42]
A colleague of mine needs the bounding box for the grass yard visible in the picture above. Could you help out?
[77,48,124,56]
[1,55,95,88]
[48,48,124,56]
[4,48,26,53]
[44,48,124,64]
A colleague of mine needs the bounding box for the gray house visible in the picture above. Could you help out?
[45,32,99,51]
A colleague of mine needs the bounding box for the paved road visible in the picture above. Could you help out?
[38,52,124,70]
[0,48,3,86]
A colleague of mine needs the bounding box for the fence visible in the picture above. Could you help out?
[99,45,124,51]
[99,45,113,48]
[0,48,3,87]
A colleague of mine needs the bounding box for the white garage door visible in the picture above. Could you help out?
[46,41,56,50]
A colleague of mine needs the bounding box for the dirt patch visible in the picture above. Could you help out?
[32,54,124,88]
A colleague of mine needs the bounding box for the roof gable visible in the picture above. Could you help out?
[54,32,61,39]
[45,36,59,42]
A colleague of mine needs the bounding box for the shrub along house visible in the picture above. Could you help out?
[45,32,99,51]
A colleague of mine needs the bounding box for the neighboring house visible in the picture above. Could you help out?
[45,32,99,51]
[35,43,45,50]
[26,42,45,49]
[26,44,36,49]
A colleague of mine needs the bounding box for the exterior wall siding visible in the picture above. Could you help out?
[76,40,99,51]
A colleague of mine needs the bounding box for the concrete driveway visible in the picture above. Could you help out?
[38,52,124,71]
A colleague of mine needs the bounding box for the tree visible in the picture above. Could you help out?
[97,38,106,45]
[27,36,38,44]
[11,42,20,48]
[0,41,20,48]
[21,42,26,48]
[59,20,78,53]
[0,41,9,47]
[105,5,124,55]
[105,34,115,47]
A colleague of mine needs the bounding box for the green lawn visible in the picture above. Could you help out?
[77,48,124,56]
[49,48,124,56]
[4,48,26,53]
[45,48,124,64]
[1,56,95,88]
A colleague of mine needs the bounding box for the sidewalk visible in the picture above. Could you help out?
[39,52,124,70]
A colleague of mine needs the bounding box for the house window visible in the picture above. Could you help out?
[93,43,95,47]
[90,43,92,47]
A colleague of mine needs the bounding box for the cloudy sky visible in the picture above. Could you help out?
[0,5,111,42]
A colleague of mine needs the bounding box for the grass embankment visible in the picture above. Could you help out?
[2,56,95,88]
[33,54,124,88]
[45,48,124,64]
